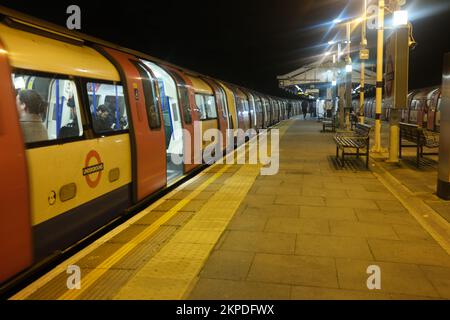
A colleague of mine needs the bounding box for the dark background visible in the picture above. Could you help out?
[0,0,449,97]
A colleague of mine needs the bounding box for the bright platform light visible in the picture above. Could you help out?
[333,19,342,24]
[332,80,337,86]
[393,10,408,26]
[345,64,353,73]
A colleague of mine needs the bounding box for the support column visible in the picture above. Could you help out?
[372,0,385,153]
[388,109,400,162]
[437,53,450,199]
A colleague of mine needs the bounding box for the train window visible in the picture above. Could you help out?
[179,86,192,124]
[204,95,217,119]
[130,61,161,130]
[166,70,192,125]
[12,72,83,144]
[195,94,207,120]
[195,94,217,120]
[86,82,129,134]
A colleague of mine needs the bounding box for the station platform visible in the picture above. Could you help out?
[11,118,450,300]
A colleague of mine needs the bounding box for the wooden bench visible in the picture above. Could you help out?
[333,123,372,168]
[399,122,439,167]
[322,115,336,132]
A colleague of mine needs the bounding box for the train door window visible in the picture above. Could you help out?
[12,72,83,144]
[243,99,249,115]
[204,95,217,119]
[167,70,192,125]
[86,82,129,134]
[130,60,161,130]
[179,86,192,124]
[219,89,228,119]
[195,94,207,120]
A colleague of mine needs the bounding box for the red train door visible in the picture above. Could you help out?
[99,47,166,202]
[202,78,228,149]
[0,42,33,283]
[165,66,200,173]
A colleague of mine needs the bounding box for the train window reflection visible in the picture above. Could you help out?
[195,94,217,120]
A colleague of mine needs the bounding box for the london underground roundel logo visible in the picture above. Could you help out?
[83,150,104,188]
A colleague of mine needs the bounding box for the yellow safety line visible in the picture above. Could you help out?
[113,119,295,299]
[372,163,450,256]
[57,164,231,300]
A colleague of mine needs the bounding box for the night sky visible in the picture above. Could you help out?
[0,0,449,97]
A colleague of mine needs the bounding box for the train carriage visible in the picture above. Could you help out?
[0,9,300,285]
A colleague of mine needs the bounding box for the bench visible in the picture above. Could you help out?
[322,115,336,132]
[333,123,372,168]
[399,122,439,167]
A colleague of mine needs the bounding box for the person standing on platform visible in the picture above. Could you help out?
[301,100,308,120]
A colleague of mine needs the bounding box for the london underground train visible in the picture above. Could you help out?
[359,85,442,132]
[0,8,302,285]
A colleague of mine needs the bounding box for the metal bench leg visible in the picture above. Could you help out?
[341,149,345,167]
[356,148,360,158]
[416,145,420,168]
[336,145,339,159]
[366,147,369,168]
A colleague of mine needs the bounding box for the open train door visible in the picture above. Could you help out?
[0,42,32,283]
[164,66,200,174]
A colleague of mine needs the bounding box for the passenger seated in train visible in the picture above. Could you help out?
[106,100,128,130]
[94,104,114,132]
[16,89,48,143]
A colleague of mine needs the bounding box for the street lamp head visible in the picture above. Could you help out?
[333,18,342,24]
[328,40,336,45]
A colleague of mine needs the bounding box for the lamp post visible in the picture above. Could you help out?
[359,0,368,124]
[372,0,385,153]
[345,22,352,130]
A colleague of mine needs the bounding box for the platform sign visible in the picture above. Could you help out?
[384,27,409,109]
[360,49,369,60]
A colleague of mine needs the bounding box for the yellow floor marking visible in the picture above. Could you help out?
[114,120,294,300]
[113,165,261,299]
[373,163,450,256]
[56,164,231,300]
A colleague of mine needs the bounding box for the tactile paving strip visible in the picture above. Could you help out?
[113,122,293,300]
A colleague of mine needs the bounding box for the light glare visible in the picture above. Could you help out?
[393,10,408,26]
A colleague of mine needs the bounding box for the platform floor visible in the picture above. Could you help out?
[11,118,450,300]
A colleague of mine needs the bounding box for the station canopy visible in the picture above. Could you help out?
[277,60,376,99]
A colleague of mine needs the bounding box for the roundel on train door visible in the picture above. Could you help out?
[83,150,104,188]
